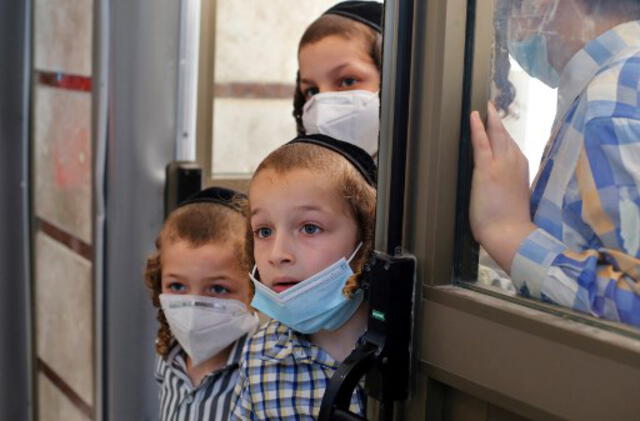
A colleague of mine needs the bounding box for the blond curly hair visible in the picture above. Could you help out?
[246,142,376,297]
[144,201,249,357]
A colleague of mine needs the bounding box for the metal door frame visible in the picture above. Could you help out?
[0,0,33,420]
[98,0,182,419]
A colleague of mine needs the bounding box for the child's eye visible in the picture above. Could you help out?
[339,77,358,88]
[167,282,186,293]
[208,285,230,295]
[304,87,319,98]
[254,227,272,239]
[301,224,322,235]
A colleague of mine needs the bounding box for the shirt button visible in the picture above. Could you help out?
[184,396,193,404]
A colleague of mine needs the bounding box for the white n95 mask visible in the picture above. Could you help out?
[302,90,380,155]
[159,294,258,366]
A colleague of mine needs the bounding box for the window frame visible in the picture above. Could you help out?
[383,0,640,419]
[194,0,251,192]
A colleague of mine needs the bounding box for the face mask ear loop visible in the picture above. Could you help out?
[539,0,559,36]
[566,0,591,42]
[347,242,364,263]
[249,265,260,282]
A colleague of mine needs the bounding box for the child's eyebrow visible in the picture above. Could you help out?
[251,204,332,217]
[161,272,184,280]
[299,77,314,86]
[203,275,231,282]
[294,204,332,215]
[327,63,352,77]
[300,63,353,86]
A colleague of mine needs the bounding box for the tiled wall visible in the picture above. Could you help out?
[211,0,339,177]
[32,0,94,419]
[34,86,92,244]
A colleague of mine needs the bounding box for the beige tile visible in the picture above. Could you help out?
[211,98,297,177]
[34,85,92,245]
[214,0,339,83]
[34,0,93,76]
[35,232,93,407]
[38,373,91,421]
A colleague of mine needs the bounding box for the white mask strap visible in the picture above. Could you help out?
[347,242,364,263]
[540,0,559,33]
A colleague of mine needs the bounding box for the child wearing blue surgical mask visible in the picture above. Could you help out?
[231,135,377,420]
[144,187,259,421]
[293,1,383,156]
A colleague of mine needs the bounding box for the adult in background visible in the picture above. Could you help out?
[470,0,640,326]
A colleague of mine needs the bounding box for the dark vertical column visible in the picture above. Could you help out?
[0,0,31,420]
[103,0,180,419]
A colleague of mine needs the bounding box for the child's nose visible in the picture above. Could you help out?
[268,233,294,266]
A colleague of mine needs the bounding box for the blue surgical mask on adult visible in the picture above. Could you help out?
[249,243,364,334]
[508,34,560,88]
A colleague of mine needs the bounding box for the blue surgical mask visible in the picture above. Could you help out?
[508,34,560,88]
[250,243,364,334]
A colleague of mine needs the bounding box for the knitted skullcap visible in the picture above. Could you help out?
[178,186,246,213]
[324,1,383,32]
[287,133,377,186]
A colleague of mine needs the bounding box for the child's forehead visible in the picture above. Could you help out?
[251,167,338,192]
[300,33,372,62]
[161,238,238,256]
[161,224,244,247]
[249,168,350,212]
[160,240,248,275]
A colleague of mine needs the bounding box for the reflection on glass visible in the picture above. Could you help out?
[474,0,640,331]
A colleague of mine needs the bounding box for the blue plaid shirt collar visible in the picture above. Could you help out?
[556,20,640,127]
[259,322,339,369]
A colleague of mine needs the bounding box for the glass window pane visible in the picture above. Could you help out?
[210,0,340,180]
[499,58,555,182]
[467,0,640,333]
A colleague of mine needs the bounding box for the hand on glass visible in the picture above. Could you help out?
[469,102,537,273]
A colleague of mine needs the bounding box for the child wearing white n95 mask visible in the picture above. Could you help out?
[293,1,383,156]
[231,134,377,420]
[144,187,259,421]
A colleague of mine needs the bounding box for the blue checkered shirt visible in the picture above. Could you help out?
[511,21,640,327]
[230,319,366,420]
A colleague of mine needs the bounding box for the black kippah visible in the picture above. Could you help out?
[287,134,377,187]
[178,186,246,213]
[324,1,383,33]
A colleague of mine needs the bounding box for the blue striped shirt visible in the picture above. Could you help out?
[511,20,640,327]
[154,334,248,421]
[230,319,366,420]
